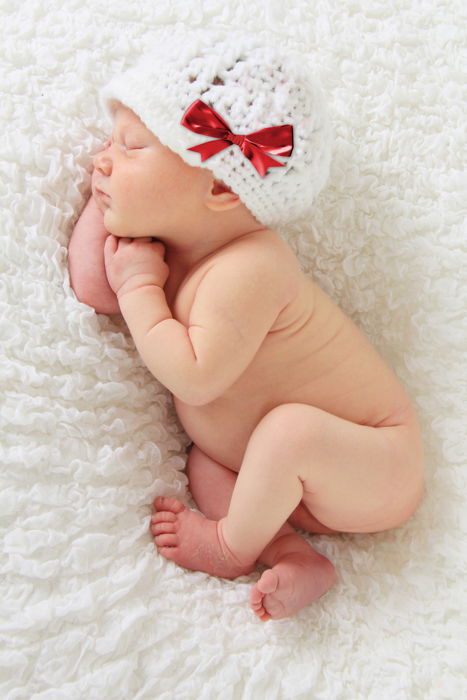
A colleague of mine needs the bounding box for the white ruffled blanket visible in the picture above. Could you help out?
[2,1,466,698]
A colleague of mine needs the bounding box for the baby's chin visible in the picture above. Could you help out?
[101,209,121,237]
[99,207,157,240]
[103,217,145,240]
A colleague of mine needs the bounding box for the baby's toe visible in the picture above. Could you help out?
[257,569,279,595]
[250,584,272,622]
[154,533,178,548]
[154,496,185,514]
[152,510,177,525]
[150,520,177,536]
[158,545,181,562]
[250,585,263,609]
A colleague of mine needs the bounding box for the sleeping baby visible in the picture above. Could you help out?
[68,34,424,621]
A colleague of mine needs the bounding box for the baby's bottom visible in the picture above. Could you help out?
[152,403,423,620]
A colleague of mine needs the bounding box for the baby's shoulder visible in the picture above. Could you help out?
[220,228,300,274]
[206,229,304,311]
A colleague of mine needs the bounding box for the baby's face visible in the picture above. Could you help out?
[92,105,210,239]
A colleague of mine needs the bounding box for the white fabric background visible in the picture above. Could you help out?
[1,1,466,698]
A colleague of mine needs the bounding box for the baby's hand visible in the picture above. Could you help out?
[104,236,169,298]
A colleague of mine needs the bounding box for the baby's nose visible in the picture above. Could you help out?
[93,145,112,173]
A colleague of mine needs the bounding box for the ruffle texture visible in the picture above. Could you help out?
[1,1,466,698]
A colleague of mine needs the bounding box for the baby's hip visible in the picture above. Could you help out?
[298,404,424,533]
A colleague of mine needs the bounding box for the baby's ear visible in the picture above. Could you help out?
[204,178,241,212]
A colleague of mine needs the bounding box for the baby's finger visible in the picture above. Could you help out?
[130,238,165,257]
[104,234,117,257]
[115,237,133,250]
[150,240,166,256]
[132,238,164,254]
[103,234,118,273]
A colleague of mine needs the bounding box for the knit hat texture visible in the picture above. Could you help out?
[101,32,332,233]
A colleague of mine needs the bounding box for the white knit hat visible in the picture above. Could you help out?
[101,31,332,233]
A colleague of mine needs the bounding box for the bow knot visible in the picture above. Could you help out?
[181,99,294,178]
[229,133,246,148]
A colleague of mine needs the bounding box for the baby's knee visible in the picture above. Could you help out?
[253,403,325,458]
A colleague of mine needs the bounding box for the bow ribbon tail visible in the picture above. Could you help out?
[187,139,231,162]
[242,142,286,178]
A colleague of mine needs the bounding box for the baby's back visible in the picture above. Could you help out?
[174,232,411,470]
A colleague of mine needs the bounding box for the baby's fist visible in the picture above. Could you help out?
[104,236,169,297]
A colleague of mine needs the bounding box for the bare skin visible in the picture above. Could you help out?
[156,445,337,621]
[69,105,424,620]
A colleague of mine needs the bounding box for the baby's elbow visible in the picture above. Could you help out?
[69,270,89,306]
[69,272,120,315]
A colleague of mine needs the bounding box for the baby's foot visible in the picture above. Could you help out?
[250,551,335,621]
[151,497,255,579]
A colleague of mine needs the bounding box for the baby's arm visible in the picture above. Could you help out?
[68,195,120,314]
[104,235,291,405]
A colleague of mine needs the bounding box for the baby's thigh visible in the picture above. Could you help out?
[260,403,423,534]
[304,408,423,533]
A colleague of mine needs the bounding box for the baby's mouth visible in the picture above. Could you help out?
[95,187,111,201]
[92,172,111,200]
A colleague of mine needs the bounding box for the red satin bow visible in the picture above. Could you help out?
[181,99,294,178]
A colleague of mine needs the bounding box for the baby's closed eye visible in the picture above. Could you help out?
[108,137,147,152]
[125,142,147,150]
[118,142,145,152]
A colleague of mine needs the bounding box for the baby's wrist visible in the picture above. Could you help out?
[115,274,164,300]
[116,279,171,333]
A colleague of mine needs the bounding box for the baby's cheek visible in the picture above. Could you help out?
[103,212,127,241]
[102,209,115,233]
[102,200,128,232]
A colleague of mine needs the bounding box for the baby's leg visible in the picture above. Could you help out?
[153,404,422,616]
[153,445,335,620]
[187,445,338,535]
[219,403,422,556]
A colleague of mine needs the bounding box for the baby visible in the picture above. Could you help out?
[68,35,424,621]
